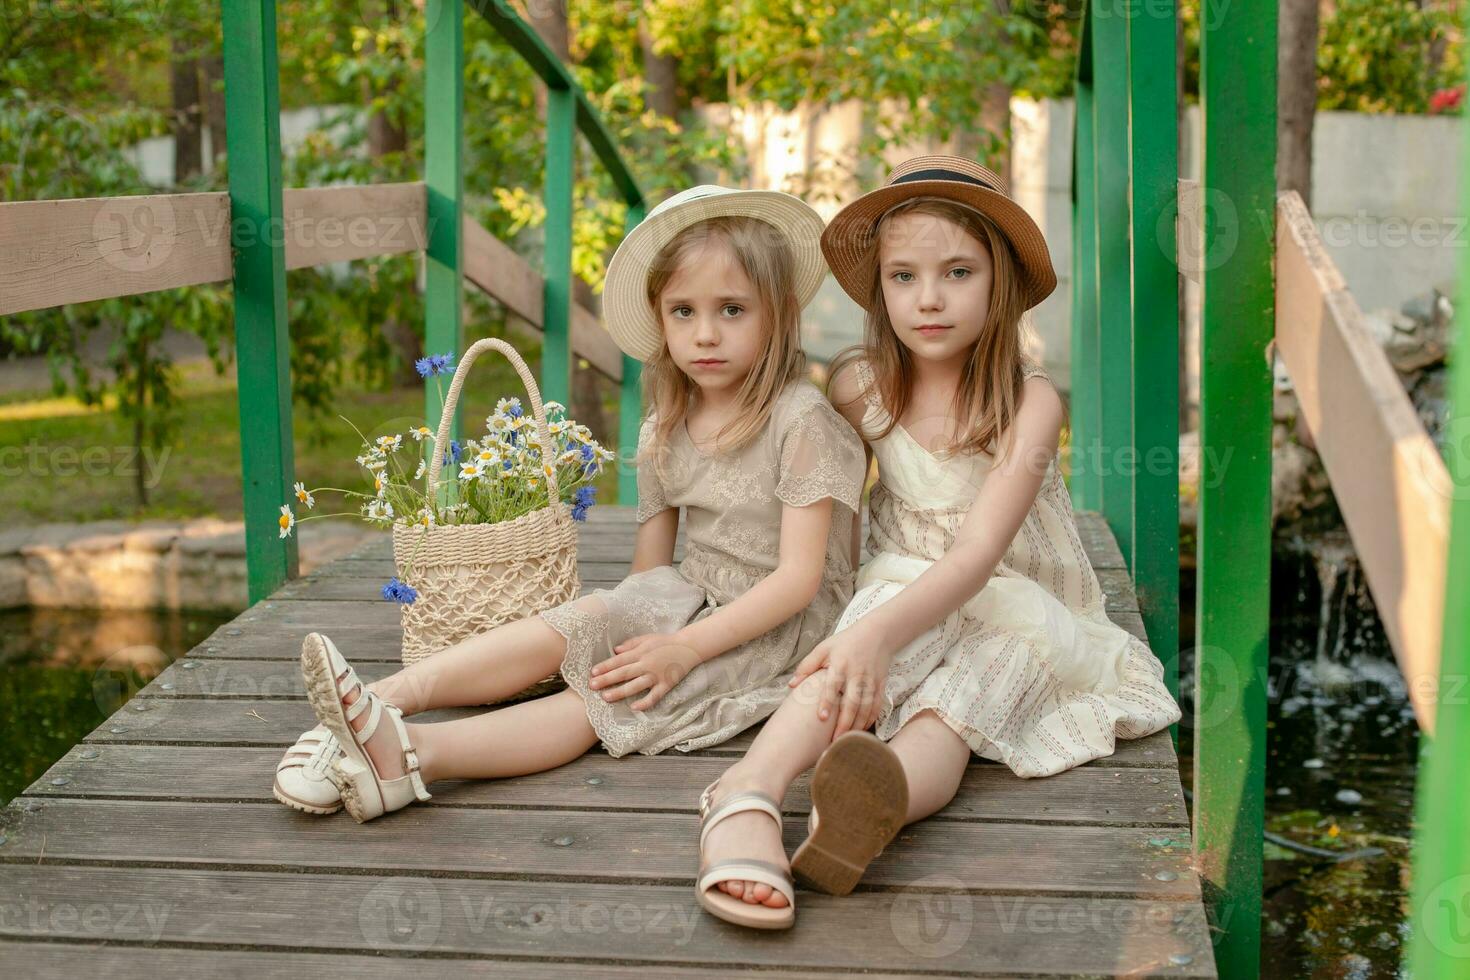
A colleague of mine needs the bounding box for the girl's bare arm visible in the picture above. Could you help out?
[628,505,678,574]
[674,496,834,663]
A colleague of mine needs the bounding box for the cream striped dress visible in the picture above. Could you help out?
[839,358,1181,777]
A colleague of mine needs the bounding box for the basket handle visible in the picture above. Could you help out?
[426,338,561,509]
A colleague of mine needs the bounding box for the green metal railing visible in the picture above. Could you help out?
[222,0,646,603]
[1071,1,1180,705]
[1078,0,1470,976]
[1075,0,1276,973]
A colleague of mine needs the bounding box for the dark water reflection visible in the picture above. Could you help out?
[0,607,236,803]
[1180,539,1418,979]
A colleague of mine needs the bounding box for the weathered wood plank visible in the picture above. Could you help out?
[24,743,1187,828]
[185,608,1148,664]
[0,193,232,316]
[0,944,1026,980]
[281,182,427,270]
[0,868,1215,976]
[1074,510,1128,569]
[81,688,1179,767]
[0,800,1201,900]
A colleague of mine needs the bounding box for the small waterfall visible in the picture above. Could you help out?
[1310,536,1358,696]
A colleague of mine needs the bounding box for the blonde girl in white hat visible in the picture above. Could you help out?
[694,155,1182,922]
[280,186,867,930]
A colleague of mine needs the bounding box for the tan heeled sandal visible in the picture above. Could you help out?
[790,731,909,896]
[694,780,797,930]
[300,632,431,823]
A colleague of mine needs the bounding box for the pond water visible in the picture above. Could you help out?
[0,539,1422,975]
[0,606,236,803]
[1179,535,1419,978]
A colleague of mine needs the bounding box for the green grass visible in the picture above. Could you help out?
[0,359,624,525]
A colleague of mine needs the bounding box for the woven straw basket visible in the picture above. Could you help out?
[393,338,579,698]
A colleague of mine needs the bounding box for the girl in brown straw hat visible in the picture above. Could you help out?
[697,155,1181,911]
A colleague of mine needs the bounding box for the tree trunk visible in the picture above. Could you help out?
[203,54,227,167]
[639,20,680,119]
[1277,0,1319,200]
[979,81,1013,185]
[524,2,612,445]
[360,1,416,383]
[170,39,203,184]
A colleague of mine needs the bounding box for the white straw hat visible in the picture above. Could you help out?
[602,185,828,362]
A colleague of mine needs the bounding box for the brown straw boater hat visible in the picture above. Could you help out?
[821,154,1057,311]
[602,184,827,362]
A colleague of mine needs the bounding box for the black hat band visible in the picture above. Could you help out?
[891,167,996,191]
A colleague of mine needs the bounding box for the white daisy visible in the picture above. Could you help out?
[278,505,295,538]
[293,482,315,509]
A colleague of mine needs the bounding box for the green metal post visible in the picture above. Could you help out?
[1406,56,1470,974]
[1128,1,1180,701]
[1070,65,1101,511]
[1091,1,1137,573]
[222,0,297,602]
[1193,0,1276,973]
[542,85,576,407]
[424,0,464,438]
[617,201,647,507]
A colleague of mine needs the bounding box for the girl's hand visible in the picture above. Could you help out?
[789,625,890,738]
[589,633,703,711]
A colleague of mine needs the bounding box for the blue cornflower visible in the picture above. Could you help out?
[507,404,524,419]
[381,577,418,604]
[571,484,596,522]
[443,439,463,465]
[579,444,595,461]
[414,352,455,378]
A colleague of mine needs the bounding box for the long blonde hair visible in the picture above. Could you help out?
[830,197,1059,461]
[640,215,807,471]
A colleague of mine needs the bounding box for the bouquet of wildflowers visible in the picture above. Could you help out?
[278,349,613,606]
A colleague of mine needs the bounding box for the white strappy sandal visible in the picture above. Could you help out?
[695,780,797,930]
[272,725,344,815]
[299,632,431,823]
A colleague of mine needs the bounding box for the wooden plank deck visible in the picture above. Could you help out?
[0,507,1214,978]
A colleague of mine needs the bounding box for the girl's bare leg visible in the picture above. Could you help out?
[363,601,606,713]
[884,709,970,823]
[701,671,840,908]
[411,687,599,782]
[340,598,605,779]
[705,697,971,907]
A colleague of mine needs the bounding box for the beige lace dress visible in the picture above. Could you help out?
[539,378,868,757]
[839,358,1182,777]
